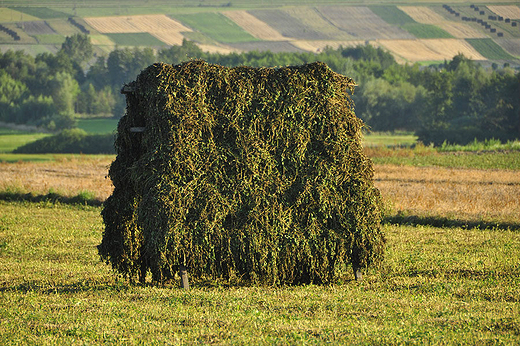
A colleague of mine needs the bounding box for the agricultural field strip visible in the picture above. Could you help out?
[221,10,287,41]
[281,6,354,40]
[399,6,486,38]
[315,6,415,40]
[290,40,366,52]
[247,9,330,40]
[495,38,520,56]
[19,21,57,35]
[0,8,39,22]
[487,5,520,19]
[378,38,486,62]
[1,160,519,224]
[83,14,192,46]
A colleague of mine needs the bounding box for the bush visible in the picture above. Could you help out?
[13,128,115,154]
[99,61,385,285]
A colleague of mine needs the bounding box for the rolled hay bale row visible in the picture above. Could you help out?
[99,60,385,286]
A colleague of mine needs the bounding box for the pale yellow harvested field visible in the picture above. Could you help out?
[85,14,191,33]
[378,39,486,62]
[0,157,114,201]
[222,10,286,41]
[437,22,486,39]
[196,43,241,54]
[487,5,520,19]
[150,31,187,46]
[84,14,192,46]
[399,6,485,38]
[89,35,115,46]
[2,159,518,225]
[399,6,445,24]
[291,40,366,52]
[375,164,520,223]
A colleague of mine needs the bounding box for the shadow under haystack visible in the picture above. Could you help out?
[99,60,385,285]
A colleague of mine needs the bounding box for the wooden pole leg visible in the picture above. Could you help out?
[353,265,363,281]
[179,265,189,290]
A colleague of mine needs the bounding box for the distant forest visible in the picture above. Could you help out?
[1,34,518,145]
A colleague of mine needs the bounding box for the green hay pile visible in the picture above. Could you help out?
[99,60,385,285]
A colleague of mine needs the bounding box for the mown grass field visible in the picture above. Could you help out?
[105,33,167,47]
[173,12,258,44]
[0,146,519,344]
[0,132,51,154]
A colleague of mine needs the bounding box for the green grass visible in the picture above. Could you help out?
[363,131,417,147]
[173,12,258,43]
[371,150,520,170]
[105,33,167,47]
[439,139,520,152]
[402,23,453,39]
[32,34,66,45]
[0,153,113,162]
[466,38,516,60]
[0,200,518,344]
[369,5,416,26]
[0,133,51,153]
[77,118,118,134]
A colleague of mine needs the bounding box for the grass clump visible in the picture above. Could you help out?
[100,60,385,286]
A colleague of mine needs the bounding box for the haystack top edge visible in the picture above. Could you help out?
[121,60,357,94]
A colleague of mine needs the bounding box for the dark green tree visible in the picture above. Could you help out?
[60,33,94,68]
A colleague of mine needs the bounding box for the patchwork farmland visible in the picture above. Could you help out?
[0,2,519,64]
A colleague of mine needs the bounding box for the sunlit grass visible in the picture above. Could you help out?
[0,201,518,344]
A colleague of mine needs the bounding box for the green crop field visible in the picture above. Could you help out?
[369,5,416,26]
[173,12,259,43]
[0,132,51,153]
[10,7,71,19]
[105,33,167,47]
[32,34,66,45]
[466,38,517,60]
[403,23,454,39]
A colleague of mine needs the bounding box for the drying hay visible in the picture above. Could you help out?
[99,60,385,286]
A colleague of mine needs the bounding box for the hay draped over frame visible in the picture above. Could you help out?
[99,60,385,285]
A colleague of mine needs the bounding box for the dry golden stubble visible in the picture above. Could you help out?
[0,156,114,201]
[374,164,520,223]
[1,159,518,224]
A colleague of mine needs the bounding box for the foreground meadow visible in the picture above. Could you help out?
[0,150,519,344]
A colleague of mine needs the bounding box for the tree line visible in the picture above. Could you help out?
[1,34,518,145]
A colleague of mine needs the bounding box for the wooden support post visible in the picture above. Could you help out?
[353,266,363,281]
[179,265,189,289]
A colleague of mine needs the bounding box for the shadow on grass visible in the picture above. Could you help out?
[0,191,103,206]
[0,280,130,294]
[384,214,520,231]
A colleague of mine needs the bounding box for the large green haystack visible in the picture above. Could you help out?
[99,60,385,285]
